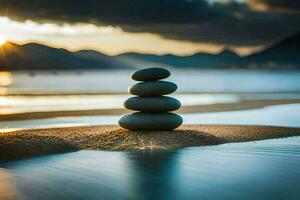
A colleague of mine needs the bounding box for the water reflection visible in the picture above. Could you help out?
[0,168,17,200]
[0,71,12,95]
[0,94,239,114]
[127,151,178,200]
[0,71,12,87]
[1,137,300,200]
[3,70,300,94]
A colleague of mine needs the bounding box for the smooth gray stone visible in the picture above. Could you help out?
[129,81,177,96]
[131,67,170,81]
[124,96,181,112]
[118,112,183,130]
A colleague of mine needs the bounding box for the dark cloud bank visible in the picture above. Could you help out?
[248,0,300,11]
[0,0,299,46]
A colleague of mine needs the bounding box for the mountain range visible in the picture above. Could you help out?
[0,42,129,70]
[117,32,300,70]
[0,32,299,70]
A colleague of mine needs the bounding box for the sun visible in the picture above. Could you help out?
[0,36,6,45]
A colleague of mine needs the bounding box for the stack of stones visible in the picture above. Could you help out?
[118,67,183,131]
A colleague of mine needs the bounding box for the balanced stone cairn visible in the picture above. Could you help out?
[118,67,183,131]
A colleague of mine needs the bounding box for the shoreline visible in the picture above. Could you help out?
[2,91,300,96]
[1,99,300,121]
[1,125,300,162]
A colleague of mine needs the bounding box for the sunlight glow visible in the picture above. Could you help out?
[0,36,6,45]
[0,16,259,56]
[0,72,12,86]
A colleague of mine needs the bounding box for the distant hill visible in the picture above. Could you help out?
[116,32,300,70]
[0,42,130,70]
[0,32,299,70]
[244,32,300,69]
[116,49,241,69]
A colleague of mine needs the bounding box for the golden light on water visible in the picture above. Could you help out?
[0,169,18,200]
[0,72,12,87]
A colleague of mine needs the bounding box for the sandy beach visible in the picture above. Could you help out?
[1,125,300,162]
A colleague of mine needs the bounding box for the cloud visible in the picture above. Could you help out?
[0,0,299,46]
[247,0,300,12]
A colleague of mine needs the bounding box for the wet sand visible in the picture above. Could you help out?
[1,99,300,121]
[1,125,300,162]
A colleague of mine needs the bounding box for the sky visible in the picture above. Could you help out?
[0,0,299,56]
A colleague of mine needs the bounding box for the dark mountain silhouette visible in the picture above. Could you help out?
[0,42,129,70]
[116,32,300,69]
[244,32,300,69]
[116,50,241,69]
[0,32,299,70]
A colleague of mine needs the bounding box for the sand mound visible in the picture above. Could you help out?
[1,125,300,162]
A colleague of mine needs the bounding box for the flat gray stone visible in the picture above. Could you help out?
[124,96,181,112]
[131,68,170,81]
[129,81,177,96]
[118,112,183,130]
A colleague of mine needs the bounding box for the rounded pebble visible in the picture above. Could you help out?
[131,67,170,81]
[124,96,181,112]
[118,112,183,130]
[129,81,177,96]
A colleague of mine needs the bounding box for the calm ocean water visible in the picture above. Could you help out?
[1,136,300,200]
[1,70,300,116]
[1,70,300,94]
[1,70,300,199]
[1,70,300,131]
[1,103,300,132]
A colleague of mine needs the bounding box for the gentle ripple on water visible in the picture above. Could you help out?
[1,137,300,200]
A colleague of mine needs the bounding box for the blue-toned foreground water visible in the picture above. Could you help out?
[1,136,300,200]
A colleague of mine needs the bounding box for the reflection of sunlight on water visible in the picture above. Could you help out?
[0,169,18,200]
[0,123,89,132]
[0,88,8,95]
[0,96,9,107]
[2,103,300,132]
[0,94,239,114]
[3,70,300,94]
[0,128,22,133]
[0,71,12,87]
[177,94,239,105]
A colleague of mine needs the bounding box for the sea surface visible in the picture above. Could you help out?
[1,103,300,132]
[0,70,300,130]
[1,70,300,199]
[1,70,300,132]
[1,136,300,200]
[1,70,300,94]
[1,70,300,114]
